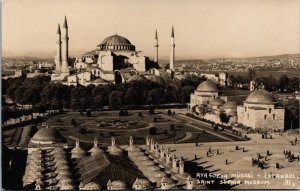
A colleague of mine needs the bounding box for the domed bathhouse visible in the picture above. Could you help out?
[188,80,239,125]
[237,89,285,130]
[189,80,222,113]
[28,125,66,149]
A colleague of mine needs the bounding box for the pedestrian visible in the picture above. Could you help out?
[194,154,197,160]
[276,162,279,170]
[217,149,219,155]
[267,150,270,156]
[206,151,209,157]
[265,156,267,161]
[297,155,299,161]
[236,146,239,150]
[208,147,211,153]
[226,159,228,165]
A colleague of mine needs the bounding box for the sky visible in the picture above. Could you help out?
[2,0,300,59]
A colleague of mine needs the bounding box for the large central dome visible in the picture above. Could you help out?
[97,34,135,51]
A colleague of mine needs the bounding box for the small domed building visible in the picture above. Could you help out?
[132,178,151,190]
[190,80,220,110]
[82,182,101,190]
[107,180,126,190]
[88,138,104,157]
[71,140,86,159]
[237,89,285,130]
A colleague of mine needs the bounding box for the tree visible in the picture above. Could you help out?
[278,75,290,92]
[70,99,79,111]
[109,91,123,108]
[220,113,229,124]
[214,125,219,131]
[247,68,256,81]
[147,88,166,105]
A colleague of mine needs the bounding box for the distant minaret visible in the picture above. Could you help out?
[154,29,159,63]
[55,24,62,73]
[170,26,175,71]
[61,15,69,74]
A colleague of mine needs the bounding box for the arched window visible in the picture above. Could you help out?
[264,115,267,120]
[273,114,276,120]
[269,108,272,113]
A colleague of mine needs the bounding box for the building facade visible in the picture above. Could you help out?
[237,89,285,130]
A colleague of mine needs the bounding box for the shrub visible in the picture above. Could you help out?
[170,124,176,132]
[164,130,168,135]
[149,107,155,115]
[109,132,115,137]
[86,110,92,117]
[149,127,157,135]
[71,119,77,127]
[79,128,87,134]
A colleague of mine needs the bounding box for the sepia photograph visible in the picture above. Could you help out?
[1,0,300,190]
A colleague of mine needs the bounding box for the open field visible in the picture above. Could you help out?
[2,109,247,149]
[164,131,300,189]
[43,110,241,148]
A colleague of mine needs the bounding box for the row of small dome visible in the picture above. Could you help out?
[24,147,75,190]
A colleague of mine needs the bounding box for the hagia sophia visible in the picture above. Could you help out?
[51,16,175,85]
[17,125,202,190]
[188,80,285,130]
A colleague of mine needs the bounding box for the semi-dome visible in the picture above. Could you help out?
[197,80,218,92]
[222,101,237,109]
[127,74,146,82]
[31,126,65,145]
[246,89,275,104]
[97,34,135,51]
[209,98,225,107]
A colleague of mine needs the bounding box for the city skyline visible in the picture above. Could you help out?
[2,0,300,59]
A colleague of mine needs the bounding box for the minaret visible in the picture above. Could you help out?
[61,15,69,74]
[55,24,62,73]
[170,26,175,71]
[154,29,159,63]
